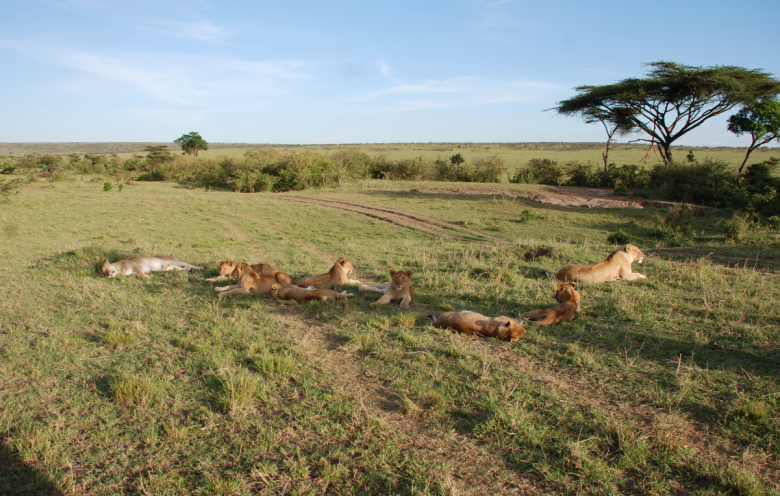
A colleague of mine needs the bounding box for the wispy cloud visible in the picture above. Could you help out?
[351,76,563,111]
[137,19,230,42]
[1,40,311,106]
[487,0,517,6]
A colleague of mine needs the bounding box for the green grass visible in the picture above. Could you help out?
[0,174,779,494]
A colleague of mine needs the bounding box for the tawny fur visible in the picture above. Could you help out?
[428,311,527,342]
[270,284,353,303]
[359,270,413,309]
[295,257,361,288]
[523,283,581,326]
[555,244,647,282]
[214,266,295,297]
[101,257,204,278]
[205,260,275,283]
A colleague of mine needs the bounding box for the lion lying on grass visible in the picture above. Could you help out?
[428,311,527,341]
[205,260,275,283]
[101,257,204,278]
[270,284,353,304]
[359,270,413,309]
[555,244,647,282]
[214,265,294,297]
[523,283,581,326]
[295,257,361,288]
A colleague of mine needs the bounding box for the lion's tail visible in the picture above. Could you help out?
[296,274,329,287]
[522,308,557,326]
[426,313,438,324]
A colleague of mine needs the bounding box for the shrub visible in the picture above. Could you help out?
[472,156,505,183]
[527,158,563,185]
[0,178,24,196]
[650,159,743,208]
[103,182,113,191]
[614,183,628,196]
[654,205,694,244]
[509,167,536,184]
[607,230,630,245]
[719,211,753,241]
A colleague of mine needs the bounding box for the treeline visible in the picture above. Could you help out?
[510,157,780,218]
[1,148,507,192]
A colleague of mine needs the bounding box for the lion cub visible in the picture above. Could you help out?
[359,270,413,309]
[205,260,275,283]
[214,265,294,297]
[523,283,581,326]
[428,311,527,342]
[555,244,647,282]
[295,257,361,288]
[270,284,353,304]
[101,257,204,278]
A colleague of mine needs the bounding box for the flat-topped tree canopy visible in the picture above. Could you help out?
[554,61,780,163]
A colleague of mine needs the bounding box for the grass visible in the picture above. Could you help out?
[0,173,779,494]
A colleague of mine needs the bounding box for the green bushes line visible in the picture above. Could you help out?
[510,157,780,219]
[1,149,507,192]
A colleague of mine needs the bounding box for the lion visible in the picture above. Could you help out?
[359,270,413,309]
[295,257,361,288]
[205,260,275,283]
[428,311,527,342]
[523,283,581,326]
[101,256,204,278]
[554,244,647,282]
[214,266,295,297]
[270,284,354,304]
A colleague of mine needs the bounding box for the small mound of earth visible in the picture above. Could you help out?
[530,191,646,209]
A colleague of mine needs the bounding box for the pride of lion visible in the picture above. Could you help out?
[100,243,647,342]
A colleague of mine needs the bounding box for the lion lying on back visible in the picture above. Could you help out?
[214,264,294,297]
[270,284,353,304]
[205,260,275,283]
[296,258,361,288]
[359,270,413,309]
[555,244,647,282]
[101,256,204,278]
[523,283,580,326]
[428,311,526,342]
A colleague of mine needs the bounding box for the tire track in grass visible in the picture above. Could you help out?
[279,195,502,242]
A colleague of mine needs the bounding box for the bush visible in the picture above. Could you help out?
[0,178,24,196]
[527,158,563,186]
[719,212,753,241]
[614,183,628,196]
[606,230,630,245]
[649,159,744,209]
[472,156,505,183]
[103,182,113,191]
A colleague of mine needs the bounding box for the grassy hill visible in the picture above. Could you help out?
[0,176,778,494]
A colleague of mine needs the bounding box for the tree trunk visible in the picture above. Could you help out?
[661,143,673,164]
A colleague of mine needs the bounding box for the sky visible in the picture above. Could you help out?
[1,0,778,146]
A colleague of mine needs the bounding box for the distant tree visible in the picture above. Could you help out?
[553,62,780,164]
[727,99,780,174]
[450,153,465,167]
[175,132,209,157]
[144,145,174,166]
[582,108,634,172]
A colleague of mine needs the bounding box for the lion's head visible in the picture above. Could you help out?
[492,317,527,342]
[217,260,238,276]
[101,260,117,277]
[623,244,646,263]
[337,257,354,274]
[555,283,578,303]
[389,270,412,291]
[231,263,254,278]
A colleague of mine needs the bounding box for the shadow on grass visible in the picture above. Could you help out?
[0,442,64,495]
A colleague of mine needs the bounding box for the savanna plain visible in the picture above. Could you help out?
[1,143,779,495]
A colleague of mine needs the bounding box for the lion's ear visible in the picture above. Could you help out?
[271,284,278,290]
[337,257,346,264]
[405,270,413,277]
[390,270,396,276]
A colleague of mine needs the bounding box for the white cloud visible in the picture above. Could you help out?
[351,76,563,111]
[138,19,230,42]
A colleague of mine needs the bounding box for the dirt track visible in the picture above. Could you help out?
[279,195,502,242]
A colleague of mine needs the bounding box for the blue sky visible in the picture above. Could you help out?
[1,0,778,145]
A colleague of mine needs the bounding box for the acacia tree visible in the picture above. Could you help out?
[727,99,780,174]
[553,62,780,163]
[582,108,634,172]
[174,132,209,157]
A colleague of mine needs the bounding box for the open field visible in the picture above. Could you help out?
[2,142,779,175]
[1,175,779,494]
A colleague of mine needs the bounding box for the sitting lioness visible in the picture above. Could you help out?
[295,257,361,288]
[101,257,204,278]
[523,283,581,326]
[428,311,527,342]
[270,284,353,304]
[555,244,647,282]
[359,270,413,309]
[205,260,275,283]
[214,265,294,297]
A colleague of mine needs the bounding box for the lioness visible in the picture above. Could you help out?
[101,257,204,278]
[555,244,647,282]
[215,266,295,297]
[523,283,581,326]
[428,311,527,342]
[296,257,361,288]
[270,284,353,303]
[359,270,413,309]
[205,260,275,283]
